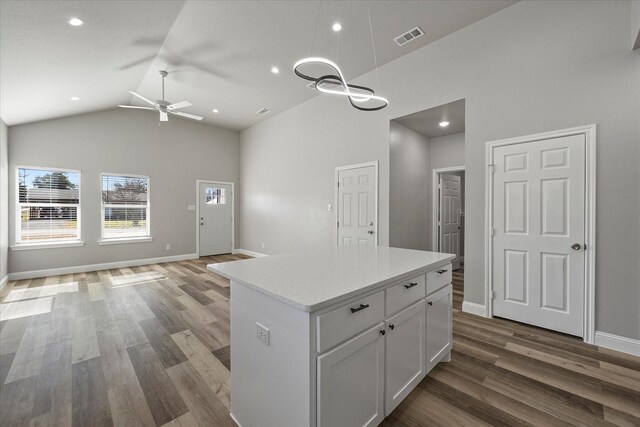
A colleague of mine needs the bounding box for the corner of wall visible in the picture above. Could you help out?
[0,118,8,282]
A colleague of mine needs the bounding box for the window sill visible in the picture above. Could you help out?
[98,237,153,246]
[11,241,85,251]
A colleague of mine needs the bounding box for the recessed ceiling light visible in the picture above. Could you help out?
[212,109,219,114]
[271,67,280,74]
[70,96,80,101]
[332,22,342,32]
[439,121,450,127]
[68,17,84,26]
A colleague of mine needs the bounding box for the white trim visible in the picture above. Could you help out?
[594,331,640,357]
[196,180,235,257]
[0,275,8,290]
[11,240,85,251]
[431,165,465,252]
[7,253,198,281]
[233,249,268,258]
[334,161,379,246]
[462,301,487,317]
[484,124,597,343]
[98,236,153,245]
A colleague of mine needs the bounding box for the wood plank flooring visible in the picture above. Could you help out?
[1,256,639,426]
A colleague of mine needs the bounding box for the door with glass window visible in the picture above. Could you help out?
[198,181,233,256]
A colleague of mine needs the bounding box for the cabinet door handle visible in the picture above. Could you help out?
[404,282,418,289]
[389,324,395,330]
[379,329,385,336]
[350,303,370,314]
[437,269,448,274]
[427,301,433,306]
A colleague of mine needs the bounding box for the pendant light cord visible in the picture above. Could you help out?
[367,1,382,95]
[311,0,322,56]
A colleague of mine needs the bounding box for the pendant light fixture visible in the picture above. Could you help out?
[293,1,388,111]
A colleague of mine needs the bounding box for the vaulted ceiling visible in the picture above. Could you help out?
[0,1,515,130]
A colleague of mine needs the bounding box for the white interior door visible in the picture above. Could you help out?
[198,181,232,256]
[439,174,461,269]
[492,134,585,336]
[337,165,376,246]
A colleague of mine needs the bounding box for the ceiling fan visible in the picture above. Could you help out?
[118,70,203,122]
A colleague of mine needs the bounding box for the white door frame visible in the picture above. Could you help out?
[484,125,596,343]
[431,166,465,252]
[195,179,235,257]
[334,161,379,246]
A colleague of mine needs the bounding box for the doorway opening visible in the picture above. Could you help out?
[389,98,466,270]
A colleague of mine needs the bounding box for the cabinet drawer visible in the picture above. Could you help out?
[317,291,384,353]
[426,264,452,295]
[385,274,426,316]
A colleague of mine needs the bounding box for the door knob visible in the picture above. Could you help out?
[571,243,582,250]
[368,230,375,234]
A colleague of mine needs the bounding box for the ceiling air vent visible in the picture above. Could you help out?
[256,108,271,115]
[394,26,424,46]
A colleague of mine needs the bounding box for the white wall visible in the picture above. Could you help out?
[240,1,640,340]
[0,119,8,283]
[389,122,430,250]
[8,108,240,274]
[429,132,465,171]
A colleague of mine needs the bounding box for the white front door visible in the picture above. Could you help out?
[439,174,462,269]
[492,134,585,336]
[337,164,376,246]
[198,181,233,256]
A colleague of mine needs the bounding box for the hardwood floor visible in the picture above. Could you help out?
[1,256,638,426]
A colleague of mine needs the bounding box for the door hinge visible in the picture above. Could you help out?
[491,227,496,237]
[489,164,495,174]
[337,182,340,188]
[337,221,339,227]
[491,290,496,300]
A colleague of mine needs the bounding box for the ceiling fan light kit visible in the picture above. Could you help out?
[118,70,204,123]
[293,1,388,111]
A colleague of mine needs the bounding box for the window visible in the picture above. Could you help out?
[16,167,81,243]
[205,187,226,204]
[101,174,150,240]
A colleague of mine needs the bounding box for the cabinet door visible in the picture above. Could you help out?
[385,300,426,415]
[426,284,452,373]
[318,323,385,427]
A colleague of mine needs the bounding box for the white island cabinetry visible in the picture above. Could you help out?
[208,246,455,427]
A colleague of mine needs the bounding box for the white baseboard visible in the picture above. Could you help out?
[7,253,198,281]
[0,274,8,290]
[594,331,640,357]
[462,300,488,317]
[233,248,268,258]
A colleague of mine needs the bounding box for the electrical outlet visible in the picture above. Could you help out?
[166,244,171,250]
[327,203,332,211]
[188,205,196,211]
[256,322,270,345]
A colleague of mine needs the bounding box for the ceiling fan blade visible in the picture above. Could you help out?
[167,100,192,110]
[128,91,156,106]
[171,111,203,121]
[118,105,155,110]
[160,111,169,122]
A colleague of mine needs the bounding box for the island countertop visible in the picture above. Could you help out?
[207,246,455,312]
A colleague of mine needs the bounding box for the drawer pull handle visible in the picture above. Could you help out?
[437,269,448,274]
[350,303,370,314]
[428,301,433,306]
[380,329,386,336]
[404,282,418,289]
[389,324,395,330]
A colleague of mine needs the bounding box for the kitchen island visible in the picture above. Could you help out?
[208,246,455,427]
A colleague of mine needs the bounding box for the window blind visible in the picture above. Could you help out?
[17,167,80,242]
[101,174,150,239]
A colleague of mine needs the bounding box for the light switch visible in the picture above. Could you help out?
[188,205,196,211]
